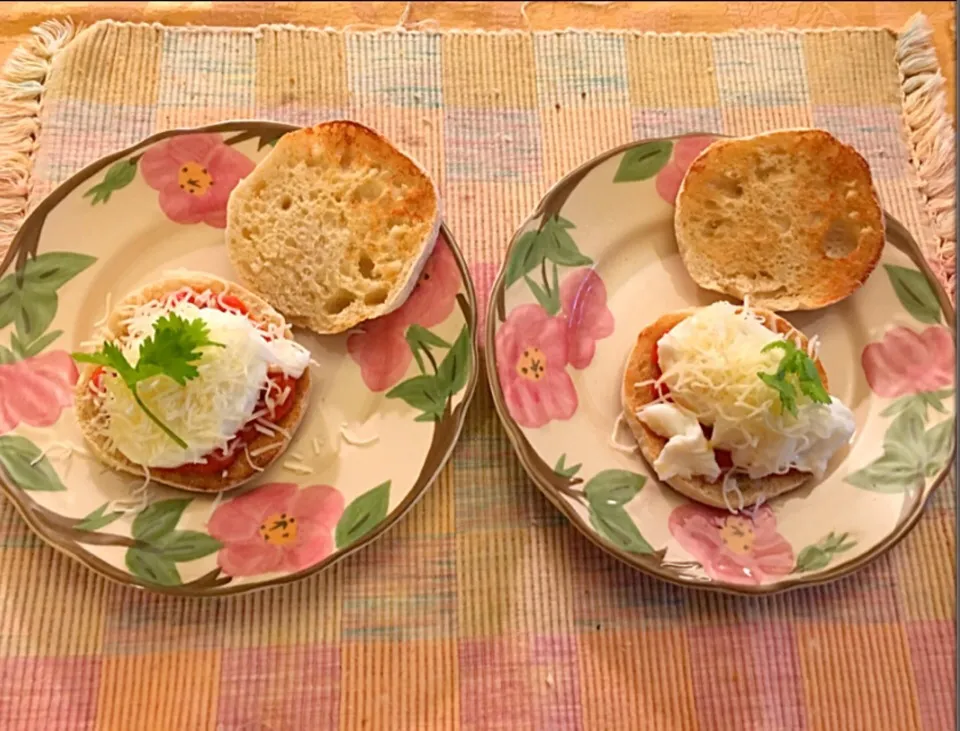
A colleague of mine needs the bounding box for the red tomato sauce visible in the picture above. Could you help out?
[93,290,300,476]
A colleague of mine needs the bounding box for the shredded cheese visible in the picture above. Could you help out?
[283,461,314,475]
[312,437,322,455]
[748,492,767,520]
[106,466,152,516]
[249,442,282,458]
[243,446,265,472]
[29,441,90,466]
[609,414,639,454]
[93,292,113,329]
[264,421,291,440]
[721,471,745,514]
[339,423,379,446]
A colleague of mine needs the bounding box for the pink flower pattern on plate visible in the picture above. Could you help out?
[347,239,461,392]
[560,268,615,370]
[862,325,955,398]
[668,503,795,585]
[208,482,345,578]
[140,133,255,228]
[0,351,78,435]
[655,135,717,205]
[495,304,578,429]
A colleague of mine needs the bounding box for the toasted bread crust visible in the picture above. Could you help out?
[226,120,441,334]
[74,272,311,494]
[675,129,885,311]
[620,307,829,509]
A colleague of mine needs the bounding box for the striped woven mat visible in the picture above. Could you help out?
[0,16,955,731]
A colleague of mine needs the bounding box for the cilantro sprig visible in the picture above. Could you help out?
[73,313,224,448]
[757,339,831,417]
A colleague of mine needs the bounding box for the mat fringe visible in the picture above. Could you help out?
[0,19,76,260]
[896,13,956,301]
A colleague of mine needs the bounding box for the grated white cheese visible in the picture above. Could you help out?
[339,423,379,447]
[106,465,152,516]
[263,421,291,440]
[748,492,767,520]
[249,442,282,458]
[92,292,112,329]
[243,446,265,472]
[642,301,856,480]
[721,471,745,514]
[283,461,314,475]
[609,414,639,454]
[29,441,90,466]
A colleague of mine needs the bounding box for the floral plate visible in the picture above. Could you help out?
[0,122,478,596]
[486,135,955,595]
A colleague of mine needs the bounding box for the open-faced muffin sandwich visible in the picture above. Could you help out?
[621,301,856,510]
[675,129,885,311]
[73,272,311,493]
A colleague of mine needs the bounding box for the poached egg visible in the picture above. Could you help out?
[102,300,310,468]
[637,302,855,482]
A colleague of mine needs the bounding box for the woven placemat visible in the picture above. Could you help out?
[0,16,955,731]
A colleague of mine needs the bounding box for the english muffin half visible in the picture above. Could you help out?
[675,129,884,311]
[226,120,442,334]
[74,272,311,493]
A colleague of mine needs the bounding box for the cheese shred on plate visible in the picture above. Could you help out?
[88,291,311,469]
[637,301,855,482]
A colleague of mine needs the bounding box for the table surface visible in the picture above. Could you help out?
[0,1,956,115]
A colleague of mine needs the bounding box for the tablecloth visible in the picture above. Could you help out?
[0,15,955,731]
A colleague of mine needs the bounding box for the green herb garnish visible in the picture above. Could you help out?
[73,313,224,448]
[757,339,831,417]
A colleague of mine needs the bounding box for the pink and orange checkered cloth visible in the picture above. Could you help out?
[0,20,954,731]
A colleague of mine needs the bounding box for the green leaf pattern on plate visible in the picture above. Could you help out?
[846,265,954,495]
[132,499,192,544]
[613,141,674,182]
[553,454,582,479]
[504,216,593,314]
[883,265,942,324]
[122,498,222,586]
[75,503,124,532]
[125,548,182,587]
[387,324,472,422]
[335,481,391,549]
[0,251,96,359]
[0,435,66,491]
[84,159,139,205]
[583,469,654,555]
[793,531,857,573]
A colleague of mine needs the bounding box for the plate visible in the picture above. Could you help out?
[486,134,955,595]
[0,121,478,596]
